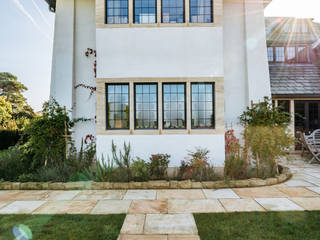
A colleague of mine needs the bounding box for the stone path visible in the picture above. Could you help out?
[0,154,320,239]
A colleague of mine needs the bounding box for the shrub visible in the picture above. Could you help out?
[180,147,215,181]
[83,156,116,182]
[131,158,149,182]
[110,141,132,182]
[0,130,23,150]
[149,154,170,180]
[224,130,248,180]
[18,173,36,182]
[36,164,74,182]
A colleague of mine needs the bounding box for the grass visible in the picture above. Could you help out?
[194,211,320,240]
[0,214,125,240]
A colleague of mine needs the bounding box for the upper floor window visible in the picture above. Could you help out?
[275,47,285,62]
[191,83,214,129]
[301,23,309,33]
[190,0,212,23]
[134,0,157,24]
[107,84,129,129]
[267,47,274,62]
[163,83,186,129]
[287,47,296,62]
[135,83,158,129]
[162,0,185,23]
[106,0,129,24]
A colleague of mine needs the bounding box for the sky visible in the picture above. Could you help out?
[0,0,319,111]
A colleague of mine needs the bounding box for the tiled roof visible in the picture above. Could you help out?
[265,17,320,45]
[270,64,320,97]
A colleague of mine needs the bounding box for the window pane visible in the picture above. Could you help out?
[267,47,274,62]
[106,0,128,24]
[107,84,129,129]
[190,0,212,23]
[191,83,214,129]
[275,47,285,62]
[134,0,157,24]
[163,83,186,129]
[287,47,296,62]
[135,84,158,129]
[162,0,184,23]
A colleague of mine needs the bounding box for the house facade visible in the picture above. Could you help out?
[266,17,320,138]
[46,0,271,166]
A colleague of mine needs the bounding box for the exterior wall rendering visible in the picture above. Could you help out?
[48,0,271,166]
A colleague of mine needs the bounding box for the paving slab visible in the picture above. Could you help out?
[8,191,49,201]
[0,191,21,201]
[73,190,126,200]
[124,190,157,200]
[0,201,13,210]
[307,187,320,194]
[203,189,239,199]
[0,201,46,214]
[144,214,198,235]
[34,200,97,214]
[168,200,225,213]
[157,190,205,200]
[129,200,167,214]
[283,179,316,187]
[233,187,287,198]
[91,200,132,214]
[118,235,167,240]
[45,191,80,200]
[168,235,200,240]
[291,197,320,210]
[255,198,304,211]
[275,187,319,197]
[219,199,265,212]
[121,214,145,234]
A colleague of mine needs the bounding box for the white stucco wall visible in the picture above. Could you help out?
[96,27,224,78]
[97,134,225,167]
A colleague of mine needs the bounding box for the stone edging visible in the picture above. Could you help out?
[0,167,292,191]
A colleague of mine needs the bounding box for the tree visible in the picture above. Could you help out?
[0,72,35,129]
[0,96,16,129]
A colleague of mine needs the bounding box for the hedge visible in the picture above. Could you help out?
[0,130,22,150]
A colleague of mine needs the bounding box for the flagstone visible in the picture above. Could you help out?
[307,187,320,194]
[0,201,12,210]
[73,190,126,200]
[203,189,239,199]
[45,191,80,200]
[0,201,46,214]
[283,179,316,187]
[219,199,265,212]
[255,198,304,211]
[33,200,97,214]
[124,190,157,200]
[0,191,20,201]
[233,187,287,198]
[129,200,167,214]
[9,191,49,201]
[91,200,132,214]
[157,190,205,200]
[121,214,145,234]
[118,235,167,240]
[275,187,319,197]
[168,235,200,240]
[291,197,320,210]
[144,214,198,235]
[168,200,225,213]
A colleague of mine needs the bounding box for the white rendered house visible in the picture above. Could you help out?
[46,0,271,166]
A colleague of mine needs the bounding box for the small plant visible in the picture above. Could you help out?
[130,158,150,182]
[17,173,36,182]
[180,147,214,181]
[83,155,116,182]
[110,141,132,182]
[149,154,170,180]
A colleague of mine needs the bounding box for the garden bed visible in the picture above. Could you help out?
[0,166,292,190]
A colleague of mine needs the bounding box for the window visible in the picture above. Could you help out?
[191,83,214,128]
[163,83,186,129]
[301,23,308,33]
[190,0,212,23]
[106,84,129,129]
[106,0,128,24]
[275,47,285,62]
[287,47,296,62]
[267,47,274,62]
[134,0,156,24]
[297,47,309,63]
[135,83,158,129]
[162,0,184,23]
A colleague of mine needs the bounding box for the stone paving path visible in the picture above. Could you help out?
[0,154,320,239]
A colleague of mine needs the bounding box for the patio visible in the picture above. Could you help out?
[0,154,319,240]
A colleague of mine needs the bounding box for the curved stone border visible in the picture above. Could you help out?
[0,167,292,190]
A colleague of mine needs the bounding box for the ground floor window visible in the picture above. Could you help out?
[163,83,186,129]
[295,100,320,135]
[134,83,158,129]
[106,84,129,129]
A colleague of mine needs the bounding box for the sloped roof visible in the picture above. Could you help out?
[265,17,320,45]
[270,64,320,97]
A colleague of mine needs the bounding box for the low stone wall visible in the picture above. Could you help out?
[0,167,292,191]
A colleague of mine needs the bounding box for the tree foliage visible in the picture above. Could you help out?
[0,96,16,129]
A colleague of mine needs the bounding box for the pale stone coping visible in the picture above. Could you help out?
[0,167,292,190]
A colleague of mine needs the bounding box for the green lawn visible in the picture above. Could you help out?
[0,214,125,240]
[194,211,320,240]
